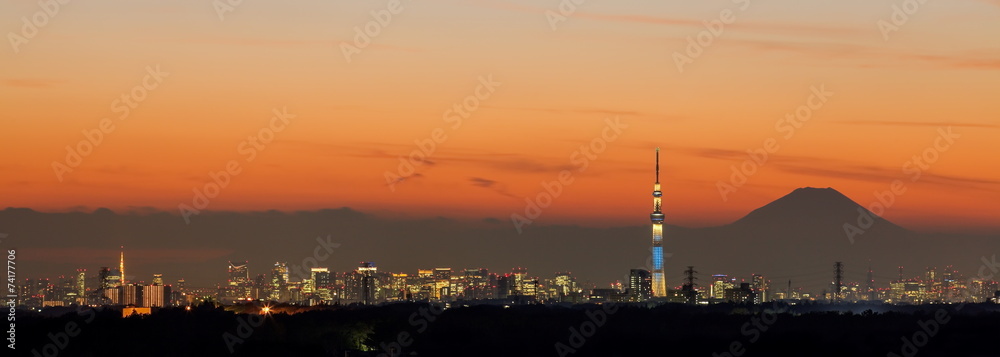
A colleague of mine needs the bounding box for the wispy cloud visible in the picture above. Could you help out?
[836,121,1000,129]
[164,36,423,53]
[731,39,1000,71]
[466,0,863,39]
[484,105,675,119]
[469,177,518,199]
[777,165,1000,190]
[673,146,1000,190]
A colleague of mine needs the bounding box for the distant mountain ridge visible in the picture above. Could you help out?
[729,187,910,236]
[0,187,994,295]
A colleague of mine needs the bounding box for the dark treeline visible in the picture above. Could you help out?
[17,302,1000,357]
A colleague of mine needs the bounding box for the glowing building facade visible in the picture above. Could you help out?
[270,262,289,301]
[650,148,666,297]
[119,246,126,286]
[226,261,251,303]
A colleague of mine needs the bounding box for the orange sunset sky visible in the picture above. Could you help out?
[2,0,999,233]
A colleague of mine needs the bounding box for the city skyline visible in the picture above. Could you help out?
[5,183,996,290]
[19,246,999,309]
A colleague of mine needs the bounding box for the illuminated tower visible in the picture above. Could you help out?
[75,269,86,297]
[119,246,126,286]
[650,148,666,297]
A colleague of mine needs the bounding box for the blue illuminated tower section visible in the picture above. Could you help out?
[650,148,666,297]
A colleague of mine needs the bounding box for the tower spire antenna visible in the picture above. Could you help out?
[120,245,125,286]
[655,147,660,183]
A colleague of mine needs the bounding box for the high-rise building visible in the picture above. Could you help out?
[553,272,578,301]
[525,279,540,299]
[461,268,490,300]
[724,283,756,303]
[358,262,377,304]
[628,269,652,301]
[252,274,268,300]
[122,284,143,306]
[511,267,528,296]
[142,284,169,307]
[710,275,734,299]
[312,268,332,302]
[390,273,410,301]
[107,268,122,289]
[752,274,768,303]
[227,261,251,302]
[58,275,78,305]
[270,262,288,301]
[152,274,164,286]
[104,287,121,305]
[98,267,110,290]
[173,278,187,306]
[75,269,86,301]
[99,267,122,304]
[649,148,666,297]
[433,268,451,299]
[497,274,513,299]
